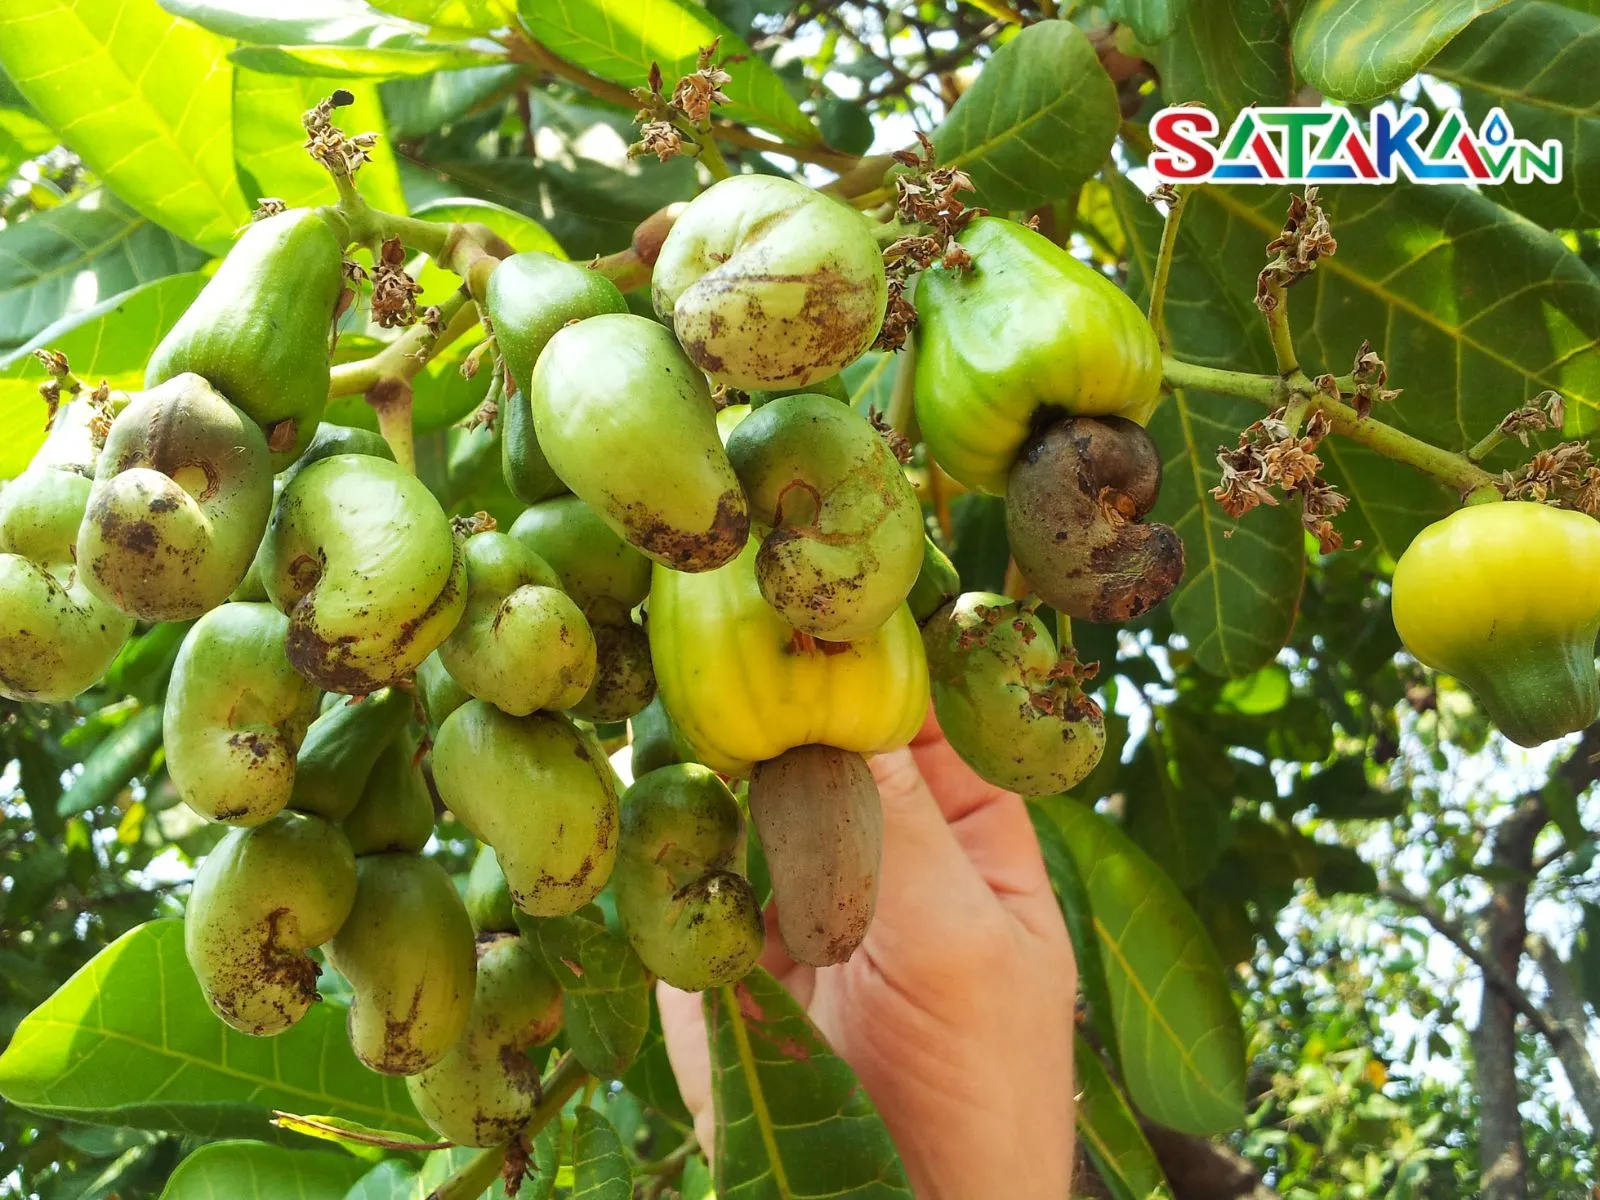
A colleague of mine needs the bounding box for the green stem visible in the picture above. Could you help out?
[1146,184,1191,349]
[323,200,451,259]
[1467,424,1508,464]
[690,122,735,181]
[587,248,654,293]
[428,1144,507,1200]
[527,1052,589,1136]
[886,337,917,437]
[1260,280,1299,376]
[1161,355,1501,498]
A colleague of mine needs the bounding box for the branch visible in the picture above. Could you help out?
[1161,356,1502,499]
[1140,1122,1280,1200]
[1526,934,1600,1133]
[1377,880,1562,1044]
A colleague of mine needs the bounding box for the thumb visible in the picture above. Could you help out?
[656,981,717,1153]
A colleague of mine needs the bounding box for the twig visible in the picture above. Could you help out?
[1145,184,1191,350]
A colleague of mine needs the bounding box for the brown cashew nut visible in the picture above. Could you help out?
[1005,415,1185,622]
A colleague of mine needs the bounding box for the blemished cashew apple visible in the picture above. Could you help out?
[648,534,928,775]
[613,765,764,991]
[913,216,1163,496]
[78,375,273,622]
[146,207,344,466]
[432,701,619,917]
[163,602,320,825]
[439,531,595,716]
[748,744,883,966]
[485,251,628,505]
[530,313,748,572]
[652,175,887,390]
[0,464,133,702]
[407,933,564,1146]
[260,453,466,693]
[725,393,923,641]
[1391,500,1600,748]
[287,687,414,822]
[924,593,1106,795]
[324,853,476,1075]
[184,811,357,1036]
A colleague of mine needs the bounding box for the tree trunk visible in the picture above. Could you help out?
[1141,1124,1280,1200]
[1473,795,1545,1200]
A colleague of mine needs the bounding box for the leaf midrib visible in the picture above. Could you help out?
[719,984,794,1200]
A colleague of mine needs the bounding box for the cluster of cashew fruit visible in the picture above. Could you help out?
[0,173,1188,1146]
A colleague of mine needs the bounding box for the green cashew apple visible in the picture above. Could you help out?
[324,853,476,1074]
[1392,500,1600,747]
[725,393,923,641]
[614,765,763,991]
[0,465,133,701]
[407,933,563,1147]
[417,651,470,729]
[77,374,273,621]
[146,208,344,466]
[913,217,1163,496]
[261,454,466,693]
[439,532,595,716]
[629,694,689,780]
[748,744,881,966]
[648,535,928,775]
[184,811,357,1035]
[288,687,414,821]
[907,535,961,627]
[465,844,518,935]
[486,251,628,506]
[164,602,320,824]
[652,175,887,390]
[432,701,619,917]
[1007,416,1184,622]
[530,313,748,572]
[924,593,1106,795]
[571,618,655,722]
[750,375,850,408]
[284,422,396,484]
[340,732,436,855]
[508,495,651,614]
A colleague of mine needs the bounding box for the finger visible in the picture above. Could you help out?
[656,981,716,1152]
[756,900,816,1007]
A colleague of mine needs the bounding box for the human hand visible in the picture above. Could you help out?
[657,710,1077,1199]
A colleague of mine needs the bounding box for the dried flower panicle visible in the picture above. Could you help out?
[451,510,498,538]
[370,237,423,329]
[33,349,81,431]
[303,90,379,179]
[1257,187,1337,312]
[1500,438,1600,515]
[1492,389,1565,448]
[628,40,731,162]
[868,408,914,464]
[1345,340,1401,419]
[1212,407,1352,551]
[253,197,288,221]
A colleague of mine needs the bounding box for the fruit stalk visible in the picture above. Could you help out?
[1146,183,1192,350]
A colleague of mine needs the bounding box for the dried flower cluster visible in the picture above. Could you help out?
[252,197,288,221]
[868,409,913,464]
[451,510,498,537]
[302,90,378,179]
[1212,407,1353,552]
[1343,340,1400,419]
[1489,389,1566,450]
[1257,188,1337,313]
[627,42,732,163]
[370,237,423,328]
[957,601,1101,719]
[33,348,77,430]
[1500,438,1600,515]
[873,133,984,352]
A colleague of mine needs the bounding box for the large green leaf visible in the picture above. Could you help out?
[380,66,521,138]
[229,42,502,78]
[0,0,251,252]
[518,0,820,146]
[1292,0,1512,103]
[1074,1039,1174,1200]
[0,108,57,182]
[0,189,208,354]
[1151,0,1293,121]
[0,920,430,1138]
[1109,173,1305,678]
[1103,0,1188,44]
[931,21,1120,213]
[344,1146,518,1200]
[1431,1,1600,230]
[364,0,500,32]
[1036,795,1246,1135]
[1121,707,1236,888]
[571,1106,632,1199]
[160,1141,368,1200]
[233,73,407,216]
[620,992,693,1127]
[704,969,913,1199]
[0,272,207,479]
[525,914,650,1079]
